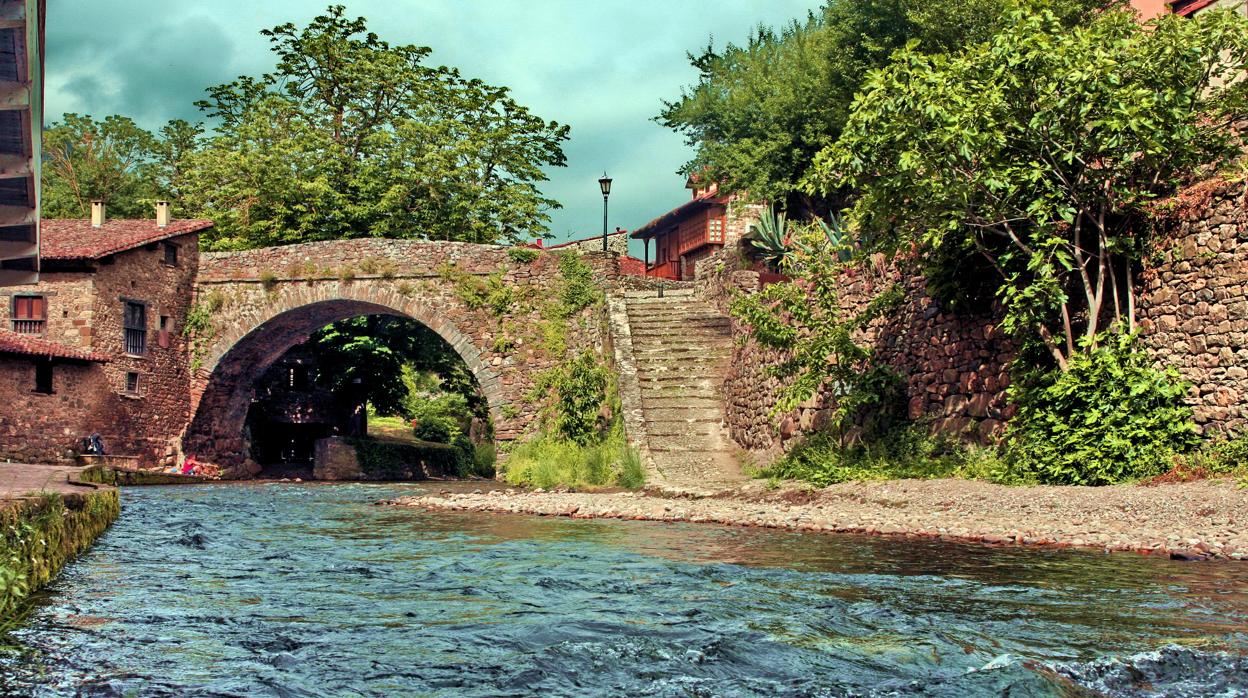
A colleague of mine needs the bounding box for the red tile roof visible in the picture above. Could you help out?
[629,193,724,240]
[40,219,214,261]
[0,331,109,362]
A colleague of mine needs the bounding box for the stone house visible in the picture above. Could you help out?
[0,201,212,465]
[629,179,761,281]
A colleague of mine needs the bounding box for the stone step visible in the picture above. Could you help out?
[649,435,734,452]
[622,289,696,299]
[632,350,730,360]
[628,322,728,332]
[634,342,729,352]
[643,407,724,421]
[625,305,725,315]
[628,324,728,334]
[640,389,722,401]
[645,422,721,436]
[631,337,732,347]
[639,396,725,410]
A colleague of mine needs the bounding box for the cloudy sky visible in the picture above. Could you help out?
[45,1,820,251]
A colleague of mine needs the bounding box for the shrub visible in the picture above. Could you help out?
[472,441,498,478]
[1004,334,1198,485]
[501,426,644,490]
[533,350,609,445]
[259,270,279,292]
[349,438,468,479]
[508,247,541,264]
[1179,432,1248,484]
[759,424,1022,487]
[406,390,470,445]
[557,253,600,317]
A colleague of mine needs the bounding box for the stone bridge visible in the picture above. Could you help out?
[182,238,618,473]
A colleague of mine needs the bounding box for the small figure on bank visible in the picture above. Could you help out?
[181,455,200,476]
[83,433,106,455]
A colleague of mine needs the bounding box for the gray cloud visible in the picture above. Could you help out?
[44,0,820,247]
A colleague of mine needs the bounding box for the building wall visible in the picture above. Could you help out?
[86,233,199,463]
[0,359,111,463]
[0,233,199,466]
[0,273,96,348]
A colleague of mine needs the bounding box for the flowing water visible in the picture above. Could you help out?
[2,483,1247,697]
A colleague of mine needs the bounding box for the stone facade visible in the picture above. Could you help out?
[186,239,612,474]
[542,230,629,256]
[700,243,1014,459]
[1138,179,1248,435]
[0,232,199,466]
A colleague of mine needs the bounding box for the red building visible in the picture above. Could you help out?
[0,202,212,466]
[629,179,759,281]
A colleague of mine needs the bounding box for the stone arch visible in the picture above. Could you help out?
[183,281,508,472]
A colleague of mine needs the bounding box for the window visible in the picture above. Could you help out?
[163,242,179,267]
[12,295,45,334]
[125,371,141,395]
[708,218,725,244]
[34,361,52,394]
[123,301,147,356]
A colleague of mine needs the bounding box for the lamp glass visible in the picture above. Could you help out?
[598,175,612,197]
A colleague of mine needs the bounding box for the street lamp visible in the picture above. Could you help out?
[598,173,612,253]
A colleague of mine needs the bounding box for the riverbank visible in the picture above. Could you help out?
[389,477,1248,560]
[0,464,119,625]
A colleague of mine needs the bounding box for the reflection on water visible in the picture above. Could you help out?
[1,482,1246,697]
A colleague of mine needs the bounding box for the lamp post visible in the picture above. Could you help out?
[598,173,612,253]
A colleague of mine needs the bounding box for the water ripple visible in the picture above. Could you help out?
[1,482,1246,697]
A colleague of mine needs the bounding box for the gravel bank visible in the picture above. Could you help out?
[388,478,1248,560]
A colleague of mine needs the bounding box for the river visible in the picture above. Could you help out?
[2,482,1247,697]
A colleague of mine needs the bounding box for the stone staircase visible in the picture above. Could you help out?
[612,288,743,492]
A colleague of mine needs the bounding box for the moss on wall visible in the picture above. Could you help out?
[0,489,120,628]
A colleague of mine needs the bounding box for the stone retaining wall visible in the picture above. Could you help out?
[702,244,1013,458]
[1139,179,1248,435]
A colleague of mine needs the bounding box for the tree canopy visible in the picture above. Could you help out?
[185,6,568,249]
[815,5,1248,368]
[657,0,1101,216]
[41,5,569,249]
[42,114,201,219]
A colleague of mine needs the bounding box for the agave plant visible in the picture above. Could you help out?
[745,210,790,271]
[787,213,856,265]
[814,214,855,263]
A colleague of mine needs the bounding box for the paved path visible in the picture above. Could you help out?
[0,462,101,499]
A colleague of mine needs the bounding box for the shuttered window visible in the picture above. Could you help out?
[12,295,44,334]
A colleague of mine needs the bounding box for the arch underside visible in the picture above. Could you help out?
[184,295,505,472]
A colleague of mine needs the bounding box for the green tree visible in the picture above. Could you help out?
[185,5,569,250]
[815,6,1248,369]
[658,0,1100,216]
[42,114,158,219]
[310,315,485,419]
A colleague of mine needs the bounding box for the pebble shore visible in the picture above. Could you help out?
[388,478,1248,560]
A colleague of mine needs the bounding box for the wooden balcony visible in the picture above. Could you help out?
[11,318,42,334]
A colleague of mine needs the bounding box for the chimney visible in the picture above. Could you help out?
[90,200,105,228]
[155,201,171,228]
